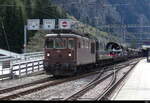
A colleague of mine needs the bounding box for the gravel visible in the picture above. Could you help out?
[79,64,135,100]
[15,70,113,100]
[0,73,51,90]
[1,59,139,100]
[15,74,99,100]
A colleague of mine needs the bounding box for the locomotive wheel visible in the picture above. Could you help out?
[53,75,61,79]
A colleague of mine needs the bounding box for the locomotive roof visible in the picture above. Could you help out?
[50,29,86,36]
[45,33,89,40]
[47,29,97,39]
[46,33,81,37]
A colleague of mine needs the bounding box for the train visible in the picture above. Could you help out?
[43,29,142,77]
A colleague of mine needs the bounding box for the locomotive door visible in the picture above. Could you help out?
[68,38,76,60]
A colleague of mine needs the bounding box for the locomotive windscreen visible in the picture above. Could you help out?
[45,38,75,49]
[45,38,67,49]
[45,39,54,48]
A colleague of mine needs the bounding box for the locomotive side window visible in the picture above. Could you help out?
[91,43,95,54]
[86,40,88,48]
[68,38,75,49]
[78,42,81,48]
[83,40,85,48]
[89,41,91,49]
[46,39,54,48]
[81,40,83,48]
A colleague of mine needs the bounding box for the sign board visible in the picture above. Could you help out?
[27,19,40,30]
[59,19,72,29]
[43,19,55,30]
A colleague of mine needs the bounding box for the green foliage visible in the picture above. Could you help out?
[27,31,45,52]
[0,0,121,52]
[0,0,67,53]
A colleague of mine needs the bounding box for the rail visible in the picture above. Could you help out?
[0,56,13,60]
[0,52,44,61]
[0,58,141,100]
[65,58,140,101]
[96,60,140,100]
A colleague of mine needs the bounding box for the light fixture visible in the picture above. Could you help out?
[68,53,72,57]
[47,53,50,57]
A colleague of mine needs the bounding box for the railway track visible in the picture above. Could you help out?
[0,58,141,100]
[65,58,140,101]
[96,59,140,100]
[95,67,117,100]
[0,76,54,95]
[0,69,104,100]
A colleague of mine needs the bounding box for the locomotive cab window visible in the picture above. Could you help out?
[55,38,67,49]
[45,39,54,48]
[45,38,67,49]
[78,42,81,48]
[68,38,75,49]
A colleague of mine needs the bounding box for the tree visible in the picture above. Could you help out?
[0,0,67,53]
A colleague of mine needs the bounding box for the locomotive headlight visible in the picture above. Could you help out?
[68,53,72,57]
[47,53,50,57]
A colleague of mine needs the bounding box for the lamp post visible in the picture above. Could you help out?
[24,25,27,53]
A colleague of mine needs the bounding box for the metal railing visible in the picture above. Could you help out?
[12,52,44,64]
[11,59,44,78]
[0,52,44,81]
[0,52,44,62]
[0,62,12,80]
[0,56,13,59]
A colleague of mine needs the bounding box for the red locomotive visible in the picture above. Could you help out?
[44,29,98,76]
[43,29,141,77]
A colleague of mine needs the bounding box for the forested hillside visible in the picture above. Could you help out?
[0,0,120,53]
[52,0,150,44]
[0,0,66,53]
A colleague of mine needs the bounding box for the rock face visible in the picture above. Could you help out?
[52,0,150,46]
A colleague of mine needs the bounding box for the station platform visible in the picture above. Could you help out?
[111,59,150,100]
